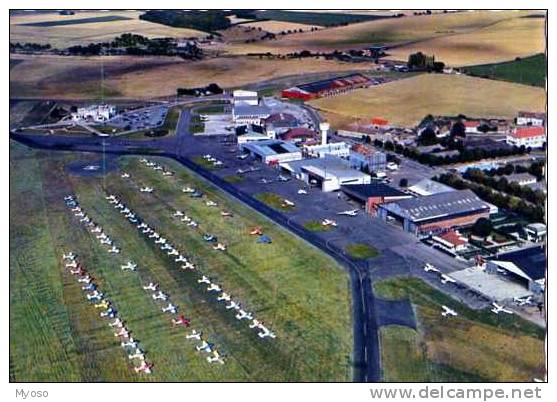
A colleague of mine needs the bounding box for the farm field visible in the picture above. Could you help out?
[253,10,385,27]
[10,10,204,48]
[309,73,546,128]
[374,278,545,382]
[462,53,546,88]
[223,10,541,59]
[385,14,546,66]
[9,54,379,99]
[9,136,352,381]
[242,20,316,34]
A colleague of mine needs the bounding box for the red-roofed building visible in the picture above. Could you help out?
[433,230,469,252]
[506,126,546,148]
[463,120,481,133]
[517,111,545,126]
[279,127,320,145]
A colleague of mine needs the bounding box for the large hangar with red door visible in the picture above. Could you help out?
[281,73,371,100]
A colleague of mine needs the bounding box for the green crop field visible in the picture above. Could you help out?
[19,15,131,27]
[374,277,545,382]
[462,54,546,88]
[9,141,352,381]
[254,10,386,27]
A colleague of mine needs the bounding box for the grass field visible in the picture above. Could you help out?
[223,10,543,60]
[10,138,352,381]
[310,73,547,128]
[255,192,295,211]
[344,243,379,259]
[253,10,385,27]
[374,277,545,382]
[10,11,204,48]
[9,54,379,99]
[462,53,546,88]
[303,220,335,232]
[385,14,546,66]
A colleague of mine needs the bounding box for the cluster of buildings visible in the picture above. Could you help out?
[505,111,546,149]
[71,104,116,123]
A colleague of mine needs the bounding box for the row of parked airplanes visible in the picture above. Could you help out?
[423,263,531,316]
[201,154,224,167]
[67,192,226,366]
[105,193,278,340]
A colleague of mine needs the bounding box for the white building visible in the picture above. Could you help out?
[280,156,371,192]
[506,173,537,187]
[232,104,271,126]
[240,139,302,164]
[304,142,350,158]
[524,223,546,243]
[506,126,546,148]
[71,104,116,122]
[517,111,545,127]
[233,90,259,106]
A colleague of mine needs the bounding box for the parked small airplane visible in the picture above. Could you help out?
[161,303,178,314]
[182,187,196,193]
[203,234,217,242]
[108,246,120,254]
[190,191,203,198]
[121,262,137,272]
[281,199,295,207]
[139,187,154,193]
[185,330,202,340]
[337,209,358,216]
[143,282,158,291]
[171,315,190,327]
[441,305,458,317]
[195,340,214,353]
[235,309,253,320]
[213,243,226,251]
[206,200,217,207]
[440,274,456,284]
[181,262,196,270]
[152,291,168,301]
[173,210,184,217]
[121,173,131,178]
[249,227,263,235]
[491,303,513,315]
[207,283,221,292]
[217,292,231,302]
[207,350,225,364]
[513,296,533,306]
[197,276,211,284]
[322,219,337,227]
[134,361,153,374]
[423,263,440,273]
[297,189,308,195]
[221,211,233,217]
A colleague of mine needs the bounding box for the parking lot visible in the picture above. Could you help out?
[110,105,168,132]
[197,113,234,136]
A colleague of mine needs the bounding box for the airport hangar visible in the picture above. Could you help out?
[341,183,413,214]
[377,189,492,236]
[281,73,371,101]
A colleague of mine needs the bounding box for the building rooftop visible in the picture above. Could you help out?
[518,111,546,119]
[511,126,545,138]
[284,155,369,180]
[438,230,468,246]
[381,189,491,223]
[407,178,455,196]
[292,73,370,94]
[505,173,537,183]
[493,245,546,281]
[280,127,319,142]
[233,104,271,116]
[342,183,410,199]
[243,139,300,156]
[265,113,297,125]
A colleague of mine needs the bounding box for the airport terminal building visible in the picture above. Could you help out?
[377,189,492,236]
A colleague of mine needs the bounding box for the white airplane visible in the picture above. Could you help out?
[86,291,103,301]
[185,330,202,340]
[181,262,196,270]
[217,292,231,302]
[143,282,158,291]
[142,228,152,234]
[114,203,124,209]
[249,319,261,329]
[114,327,130,338]
[140,158,148,163]
[221,211,233,217]
[153,165,163,171]
[75,211,85,217]
[161,303,177,314]
[213,243,226,251]
[162,171,174,176]
[65,260,78,268]
[281,199,295,207]
[125,213,135,219]
[79,216,91,223]
[121,262,137,272]
[197,276,211,284]
[121,208,131,214]
[100,238,113,245]
[225,301,240,310]
[71,206,82,213]
[108,246,120,254]
[258,326,276,339]
[154,237,166,245]
[195,340,213,353]
[137,223,148,229]
[423,263,440,273]
[180,215,192,222]
[77,275,92,284]
[213,160,223,167]
[235,309,253,320]
[203,154,212,159]
[440,274,456,284]
[173,255,186,263]
[337,209,358,216]
[187,221,198,228]
[121,338,138,349]
[64,195,75,201]
[108,198,119,204]
[168,249,179,256]
[139,187,154,193]
[62,252,76,261]
[441,305,458,317]
[513,296,533,306]
[128,348,145,361]
[207,350,225,364]
[206,200,217,207]
[297,189,308,195]
[106,194,116,201]
[491,303,513,315]
[207,283,221,292]
[160,243,172,250]
[96,232,107,240]
[109,318,124,328]
[152,291,168,301]
[121,172,131,178]
[91,226,102,234]
[148,232,160,239]
[182,187,195,193]
[146,162,155,167]
[173,210,184,217]
[322,219,337,227]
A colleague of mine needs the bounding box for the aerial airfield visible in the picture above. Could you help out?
[10,9,546,383]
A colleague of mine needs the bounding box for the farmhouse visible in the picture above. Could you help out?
[280,155,371,192]
[240,139,302,164]
[506,126,546,148]
[281,73,371,101]
[486,245,546,294]
[516,111,545,127]
[341,183,413,214]
[377,189,492,236]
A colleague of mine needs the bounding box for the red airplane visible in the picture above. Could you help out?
[249,227,262,235]
[171,315,191,327]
